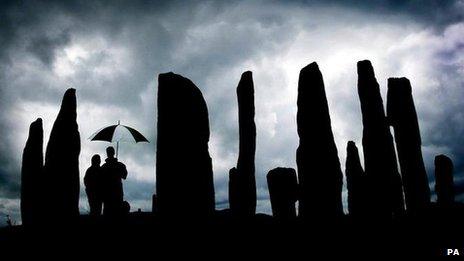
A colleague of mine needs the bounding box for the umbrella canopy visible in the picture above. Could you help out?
[89,121,149,157]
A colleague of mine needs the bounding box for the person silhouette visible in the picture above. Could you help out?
[101,146,128,216]
[84,154,102,216]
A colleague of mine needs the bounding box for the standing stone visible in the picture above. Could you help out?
[357,60,404,218]
[267,167,298,220]
[296,62,343,219]
[434,155,454,206]
[345,141,368,217]
[230,71,257,217]
[387,77,430,212]
[156,72,215,217]
[228,167,239,213]
[152,194,158,214]
[44,88,81,220]
[21,118,44,226]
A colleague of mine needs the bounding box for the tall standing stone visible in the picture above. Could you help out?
[296,62,343,219]
[434,155,454,206]
[267,167,298,220]
[357,60,404,218]
[156,72,215,217]
[345,141,368,217]
[229,71,256,217]
[387,77,430,212]
[152,194,158,214]
[21,118,44,226]
[44,88,81,220]
[228,167,239,214]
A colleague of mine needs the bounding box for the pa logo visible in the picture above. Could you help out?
[447,249,460,256]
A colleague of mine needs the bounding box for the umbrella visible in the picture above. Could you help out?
[89,121,149,158]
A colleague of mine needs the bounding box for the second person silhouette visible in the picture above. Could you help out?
[84,154,103,216]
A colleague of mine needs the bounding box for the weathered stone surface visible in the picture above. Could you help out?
[296,62,343,219]
[44,88,81,220]
[345,141,368,217]
[357,60,404,218]
[267,167,298,220]
[230,71,256,217]
[21,118,44,226]
[156,72,215,217]
[387,77,430,212]
[434,154,455,206]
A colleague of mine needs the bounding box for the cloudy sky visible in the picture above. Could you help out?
[1,0,463,225]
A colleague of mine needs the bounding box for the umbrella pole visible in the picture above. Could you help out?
[116,120,120,159]
[116,141,119,159]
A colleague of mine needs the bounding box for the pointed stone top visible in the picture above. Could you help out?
[301,62,319,73]
[238,71,253,85]
[59,88,77,120]
[63,88,76,102]
[347,141,360,154]
[65,88,76,93]
[158,72,178,82]
[159,71,175,77]
[299,62,323,88]
[158,72,191,84]
[357,60,374,77]
[29,118,43,138]
[33,118,42,125]
[241,71,252,78]
[63,88,76,99]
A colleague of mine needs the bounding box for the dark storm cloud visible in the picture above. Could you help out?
[1,0,464,223]
[0,0,461,105]
[0,0,461,69]
[298,0,463,25]
[0,0,190,200]
[26,31,71,67]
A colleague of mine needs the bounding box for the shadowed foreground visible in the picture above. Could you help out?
[1,208,464,257]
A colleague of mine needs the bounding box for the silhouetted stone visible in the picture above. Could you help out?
[357,60,404,218]
[156,72,215,218]
[296,62,343,219]
[345,141,368,217]
[435,155,454,206]
[230,71,256,217]
[267,167,298,220]
[21,118,43,226]
[228,167,239,214]
[44,88,81,221]
[387,77,430,212]
[152,194,158,214]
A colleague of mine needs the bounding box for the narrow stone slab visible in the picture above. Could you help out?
[44,88,81,221]
[296,62,343,219]
[387,77,430,212]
